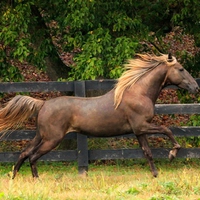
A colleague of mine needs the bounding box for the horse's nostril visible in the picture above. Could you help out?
[195,87,200,93]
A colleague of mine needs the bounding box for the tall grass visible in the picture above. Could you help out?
[0,159,200,200]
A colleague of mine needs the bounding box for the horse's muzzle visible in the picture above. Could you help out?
[190,85,199,94]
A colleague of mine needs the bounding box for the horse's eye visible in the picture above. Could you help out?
[179,68,184,72]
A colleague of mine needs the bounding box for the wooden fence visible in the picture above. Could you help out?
[0,79,200,174]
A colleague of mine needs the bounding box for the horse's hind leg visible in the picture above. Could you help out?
[12,133,42,179]
[136,134,158,177]
[29,137,63,178]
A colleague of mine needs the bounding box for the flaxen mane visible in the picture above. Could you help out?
[114,54,177,108]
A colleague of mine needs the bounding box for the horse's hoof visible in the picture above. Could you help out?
[169,150,175,161]
[153,171,158,178]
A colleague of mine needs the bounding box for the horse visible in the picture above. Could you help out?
[0,53,198,178]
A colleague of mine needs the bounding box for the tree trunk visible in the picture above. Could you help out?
[31,5,69,81]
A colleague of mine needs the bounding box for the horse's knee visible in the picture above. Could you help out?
[174,144,181,149]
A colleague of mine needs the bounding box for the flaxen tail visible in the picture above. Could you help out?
[0,95,44,135]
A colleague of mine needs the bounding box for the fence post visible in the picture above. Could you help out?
[74,81,88,175]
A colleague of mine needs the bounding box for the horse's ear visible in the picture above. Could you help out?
[168,53,173,62]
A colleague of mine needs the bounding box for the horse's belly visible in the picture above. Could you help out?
[76,118,132,137]
[66,97,132,136]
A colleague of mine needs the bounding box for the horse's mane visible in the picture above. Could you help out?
[114,54,177,108]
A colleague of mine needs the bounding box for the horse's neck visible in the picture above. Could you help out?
[133,63,169,103]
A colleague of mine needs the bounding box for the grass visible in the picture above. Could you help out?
[0,159,200,200]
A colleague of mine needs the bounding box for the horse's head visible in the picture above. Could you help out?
[166,53,199,94]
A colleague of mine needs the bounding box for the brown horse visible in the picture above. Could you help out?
[0,53,199,178]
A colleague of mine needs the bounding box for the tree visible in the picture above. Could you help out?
[0,0,200,81]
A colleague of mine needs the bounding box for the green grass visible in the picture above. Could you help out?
[0,159,200,200]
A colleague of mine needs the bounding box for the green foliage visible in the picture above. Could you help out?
[126,187,140,195]
[170,0,200,46]
[0,2,31,81]
[0,1,55,81]
[177,90,199,103]
[1,0,200,81]
[68,29,137,80]
[187,115,200,127]
[0,62,22,82]
[0,193,4,199]
[63,0,143,79]
[176,50,200,77]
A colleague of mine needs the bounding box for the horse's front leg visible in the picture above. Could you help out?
[139,123,181,161]
[166,128,181,161]
[153,125,181,161]
[136,134,158,177]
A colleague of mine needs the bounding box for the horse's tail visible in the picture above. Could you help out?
[0,95,44,133]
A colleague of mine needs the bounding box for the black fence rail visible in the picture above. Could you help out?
[0,79,200,174]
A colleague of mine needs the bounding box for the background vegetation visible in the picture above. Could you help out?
[0,160,200,200]
[1,0,200,81]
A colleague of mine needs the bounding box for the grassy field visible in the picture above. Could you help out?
[0,159,200,200]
